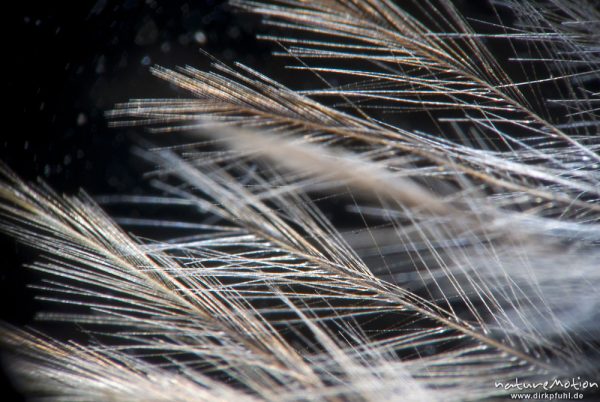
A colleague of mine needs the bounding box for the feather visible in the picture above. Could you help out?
[3,0,600,400]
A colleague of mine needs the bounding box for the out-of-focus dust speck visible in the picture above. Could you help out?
[77,113,88,126]
[223,49,235,60]
[24,141,29,150]
[123,0,138,10]
[39,102,45,111]
[135,18,158,46]
[77,150,85,159]
[118,53,128,69]
[64,155,72,166]
[108,176,119,187]
[43,165,51,177]
[141,55,151,66]
[227,26,240,39]
[161,42,171,53]
[96,55,106,74]
[90,0,108,15]
[194,31,207,45]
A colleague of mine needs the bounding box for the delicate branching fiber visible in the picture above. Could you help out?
[3,0,600,401]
